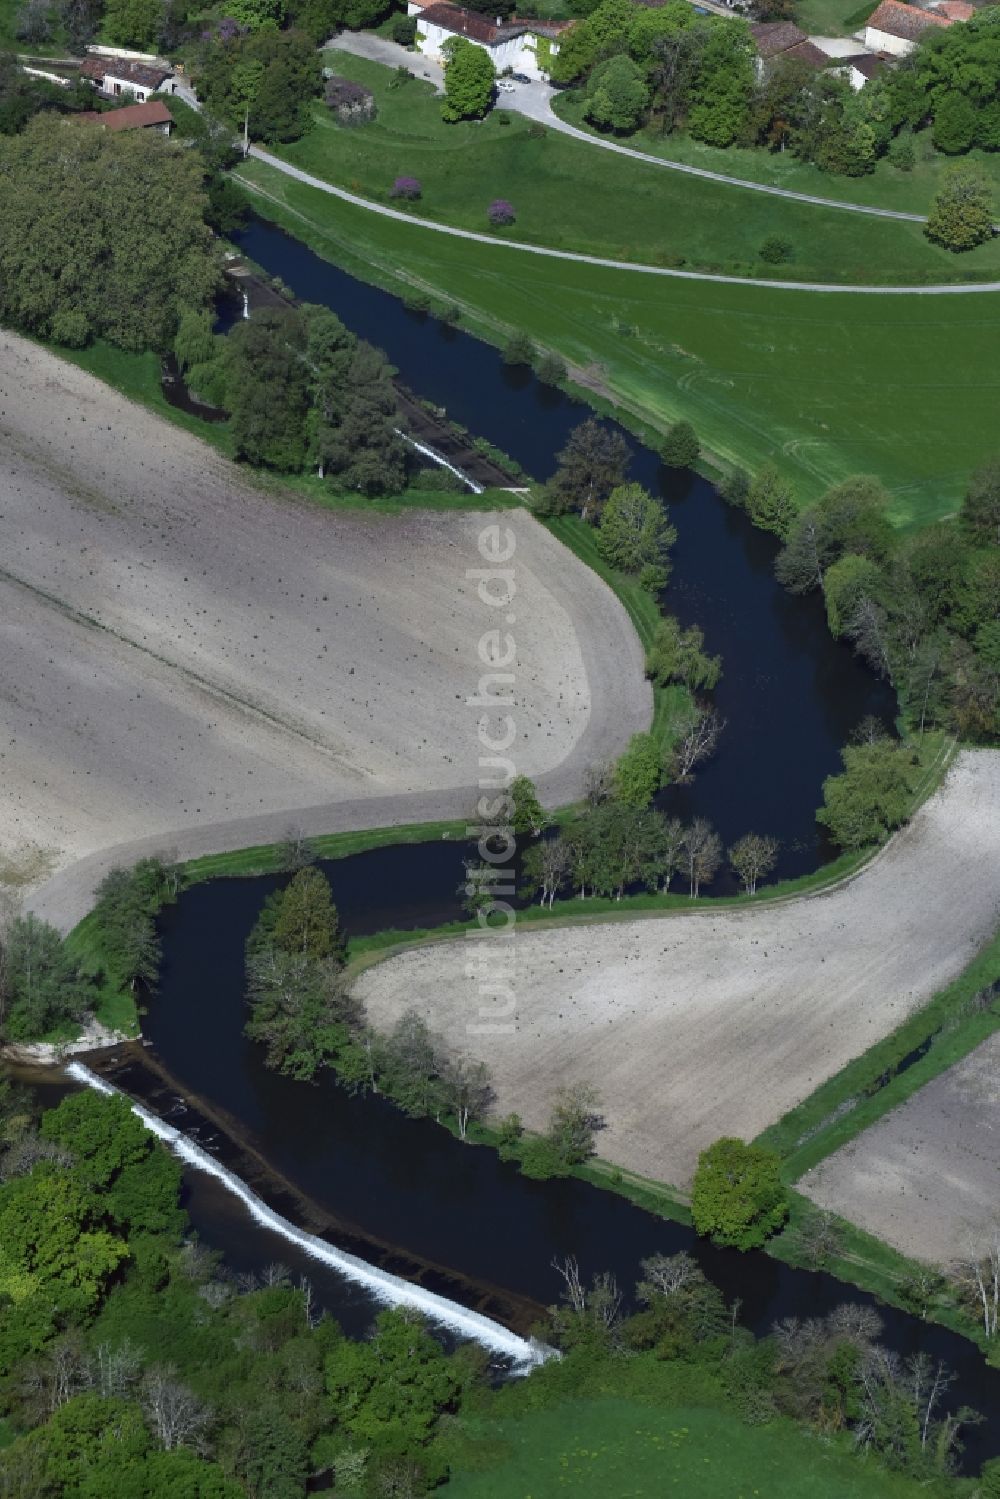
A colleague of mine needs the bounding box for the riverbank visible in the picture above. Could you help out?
[0,330,649,932]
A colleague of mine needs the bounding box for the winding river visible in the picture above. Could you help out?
[18,217,999,1466]
[230,216,895,885]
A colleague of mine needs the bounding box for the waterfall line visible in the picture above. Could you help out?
[65,1061,549,1368]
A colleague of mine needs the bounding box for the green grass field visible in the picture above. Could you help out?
[234,158,1000,522]
[445,1400,940,1497]
[553,87,1000,218]
[273,55,1000,288]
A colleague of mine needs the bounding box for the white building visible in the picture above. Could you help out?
[79,53,178,103]
[408,1,569,81]
[862,0,952,57]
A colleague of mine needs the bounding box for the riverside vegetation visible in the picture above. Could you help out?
[0,1081,996,1497]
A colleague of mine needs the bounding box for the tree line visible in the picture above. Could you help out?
[175,300,409,494]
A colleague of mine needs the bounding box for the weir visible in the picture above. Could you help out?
[65,1060,550,1369]
[393,429,484,494]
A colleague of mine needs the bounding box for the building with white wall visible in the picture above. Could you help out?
[409,1,569,80]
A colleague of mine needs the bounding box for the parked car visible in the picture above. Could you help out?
[511,72,531,84]
[496,78,516,92]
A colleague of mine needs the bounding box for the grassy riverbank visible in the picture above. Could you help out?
[233,159,1000,524]
[270,54,1000,288]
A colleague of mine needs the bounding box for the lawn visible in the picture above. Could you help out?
[553,87,1000,218]
[793,0,878,37]
[276,54,1000,287]
[445,1400,940,1497]
[234,157,1000,523]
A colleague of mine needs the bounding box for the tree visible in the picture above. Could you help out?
[728,832,779,896]
[547,1082,602,1166]
[823,554,883,639]
[961,455,1000,546]
[0,915,94,1042]
[925,166,994,252]
[268,868,343,961]
[502,331,535,366]
[660,420,699,468]
[681,817,721,896]
[535,351,567,386]
[691,1137,788,1248]
[142,1366,213,1454]
[244,951,354,1080]
[103,0,163,48]
[646,616,721,693]
[442,1058,494,1140]
[441,37,495,122]
[949,1217,999,1340]
[0,115,218,353]
[746,464,796,537]
[668,705,724,781]
[324,1307,460,1454]
[226,309,311,470]
[597,483,676,587]
[547,417,629,521]
[613,732,663,808]
[584,54,650,133]
[775,475,893,595]
[510,774,546,835]
[817,738,916,850]
[686,18,755,148]
[521,836,570,907]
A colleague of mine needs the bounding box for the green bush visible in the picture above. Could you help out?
[691,1137,788,1249]
[758,235,793,265]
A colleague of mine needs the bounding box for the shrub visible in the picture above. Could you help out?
[388,12,416,43]
[488,198,515,226]
[660,420,699,469]
[502,331,535,366]
[758,234,793,264]
[926,165,995,252]
[390,175,422,201]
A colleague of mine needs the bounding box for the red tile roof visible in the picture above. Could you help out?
[750,20,808,55]
[782,38,832,66]
[864,0,949,39]
[417,2,570,43]
[936,0,974,18]
[75,99,173,130]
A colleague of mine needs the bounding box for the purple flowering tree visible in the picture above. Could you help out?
[488,199,515,226]
[390,176,422,201]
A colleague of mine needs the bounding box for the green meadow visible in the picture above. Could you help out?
[235,155,1000,524]
[270,54,1000,287]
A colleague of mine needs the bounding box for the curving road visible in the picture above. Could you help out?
[244,146,1000,295]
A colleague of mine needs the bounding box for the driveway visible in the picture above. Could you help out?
[324,30,445,92]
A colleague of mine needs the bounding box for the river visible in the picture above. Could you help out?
[229,216,895,885]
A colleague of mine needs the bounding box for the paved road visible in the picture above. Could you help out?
[323,35,930,226]
[502,82,930,225]
[244,146,1000,294]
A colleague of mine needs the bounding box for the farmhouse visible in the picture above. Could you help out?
[76,100,174,134]
[408,0,570,80]
[79,55,175,101]
[749,21,830,74]
[862,0,952,56]
[836,52,888,89]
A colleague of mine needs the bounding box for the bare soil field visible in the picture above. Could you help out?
[356,751,1000,1189]
[0,332,650,929]
[799,1032,1000,1264]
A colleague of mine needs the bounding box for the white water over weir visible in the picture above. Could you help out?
[394,430,484,495]
[66,1062,548,1369]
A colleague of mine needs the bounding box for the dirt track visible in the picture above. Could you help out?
[800,1032,1000,1264]
[0,332,650,929]
[356,751,1000,1189]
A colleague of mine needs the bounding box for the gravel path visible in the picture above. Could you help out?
[0,332,650,931]
[245,146,1000,296]
[357,751,1000,1190]
[800,1032,1000,1264]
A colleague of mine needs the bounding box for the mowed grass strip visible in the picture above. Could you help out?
[234,160,1000,522]
[444,1399,937,1497]
[273,54,1000,287]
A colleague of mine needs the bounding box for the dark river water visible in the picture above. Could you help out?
[230,217,895,885]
